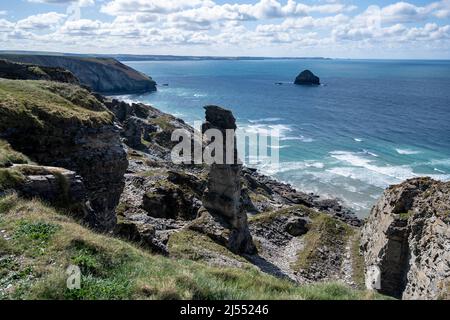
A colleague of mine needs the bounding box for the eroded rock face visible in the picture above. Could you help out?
[0,164,94,221]
[361,177,450,299]
[294,70,320,85]
[1,87,128,231]
[190,106,256,254]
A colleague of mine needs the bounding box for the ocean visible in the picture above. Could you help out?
[120,59,450,217]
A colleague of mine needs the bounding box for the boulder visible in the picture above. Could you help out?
[285,216,309,236]
[142,186,199,220]
[294,70,320,85]
[361,177,450,299]
[0,164,94,221]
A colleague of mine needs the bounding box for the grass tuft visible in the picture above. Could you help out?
[293,213,351,271]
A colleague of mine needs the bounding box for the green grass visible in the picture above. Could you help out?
[350,231,365,289]
[0,139,30,168]
[27,66,46,77]
[168,229,249,264]
[0,168,26,190]
[0,194,387,300]
[293,213,352,271]
[13,220,60,242]
[148,115,176,131]
[0,79,113,133]
[397,211,414,220]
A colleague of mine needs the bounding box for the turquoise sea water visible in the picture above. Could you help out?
[121,59,450,217]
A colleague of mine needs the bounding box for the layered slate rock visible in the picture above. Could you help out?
[0,164,93,220]
[361,177,450,299]
[189,106,256,254]
[294,70,320,85]
[0,79,128,231]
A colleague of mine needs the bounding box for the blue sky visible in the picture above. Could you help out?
[0,0,449,58]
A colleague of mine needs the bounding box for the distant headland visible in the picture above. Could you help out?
[0,50,331,62]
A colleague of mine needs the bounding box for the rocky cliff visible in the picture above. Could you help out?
[0,54,156,94]
[0,59,393,299]
[0,79,128,230]
[361,177,450,299]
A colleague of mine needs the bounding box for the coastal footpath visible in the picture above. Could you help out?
[0,58,448,300]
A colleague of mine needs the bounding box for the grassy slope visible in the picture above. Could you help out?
[0,140,29,190]
[0,79,113,132]
[0,194,387,300]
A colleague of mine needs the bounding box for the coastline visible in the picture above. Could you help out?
[1,56,448,300]
[108,93,362,227]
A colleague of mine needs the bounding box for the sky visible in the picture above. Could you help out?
[0,0,449,58]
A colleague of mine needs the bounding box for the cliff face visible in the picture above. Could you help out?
[0,79,128,230]
[0,54,156,94]
[361,177,450,299]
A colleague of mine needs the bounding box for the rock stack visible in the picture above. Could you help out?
[189,106,256,254]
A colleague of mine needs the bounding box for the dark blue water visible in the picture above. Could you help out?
[121,59,450,217]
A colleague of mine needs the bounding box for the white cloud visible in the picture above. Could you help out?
[59,19,103,35]
[101,0,214,15]
[0,19,14,32]
[28,0,94,6]
[1,1,450,57]
[16,12,67,30]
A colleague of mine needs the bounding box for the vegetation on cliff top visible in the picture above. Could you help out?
[0,140,30,168]
[0,194,386,300]
[0,79,113,132]
[293,213,351,271]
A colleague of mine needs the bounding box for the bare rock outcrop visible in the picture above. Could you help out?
[0,80,128,230]
[0,164,94,220]
[361,177,450,299]
[189,106,256,254]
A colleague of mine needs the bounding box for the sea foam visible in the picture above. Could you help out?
[396,148,421,155]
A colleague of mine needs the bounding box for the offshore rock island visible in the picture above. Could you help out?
[294,70,320,85]
[0,55,448,300]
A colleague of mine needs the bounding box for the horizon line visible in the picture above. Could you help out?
[1,50,449,61]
